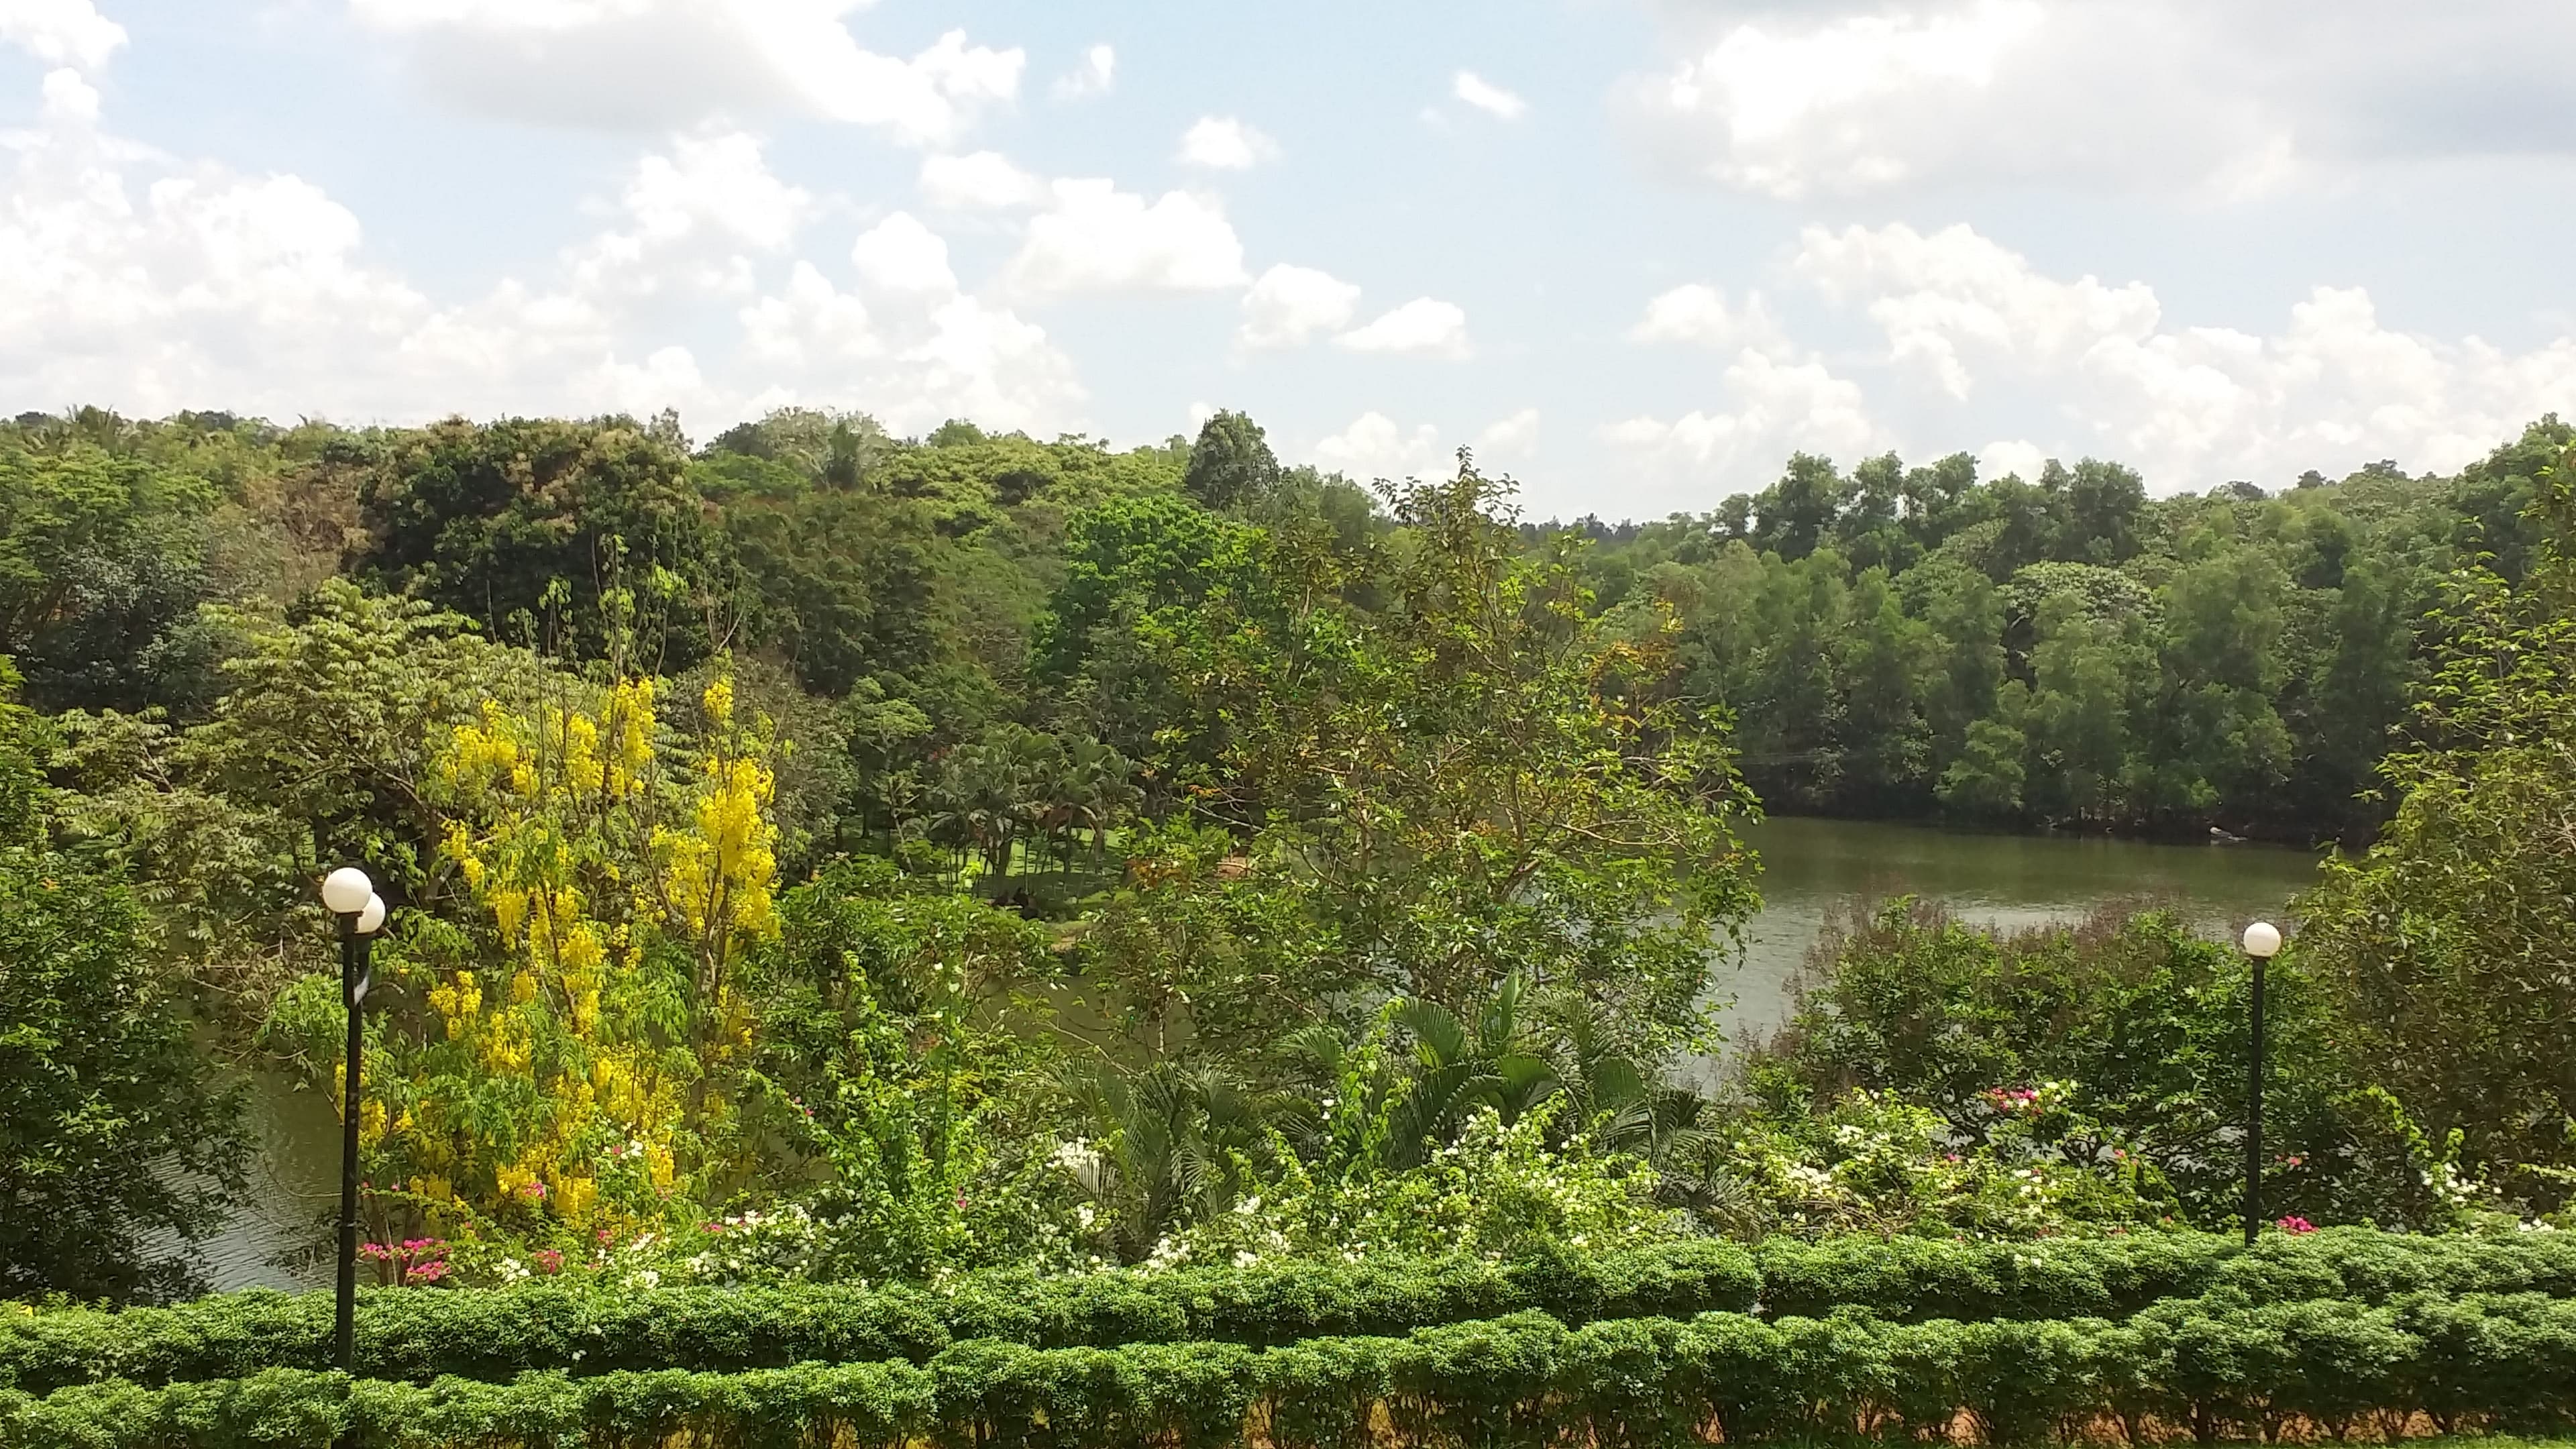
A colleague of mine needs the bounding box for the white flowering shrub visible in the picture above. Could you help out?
[1688,1085,2165,1240]
[1152,1102,1677,1268]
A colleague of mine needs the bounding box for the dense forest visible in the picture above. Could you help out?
[2,401,2573,1319]
[5,405,2560,854]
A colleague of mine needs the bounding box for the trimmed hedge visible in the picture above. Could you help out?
[1752,1226,2576,1322]
[10,1227,2565,1413]
[13,1229,2576,1404]
[0,1240,1759,1395]
[13,1295,2576,1449]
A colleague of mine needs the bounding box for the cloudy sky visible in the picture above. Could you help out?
[5,0,2575,518]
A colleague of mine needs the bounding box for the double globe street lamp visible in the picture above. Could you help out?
[319,867,388,1374]
[2241,920,2284,1245]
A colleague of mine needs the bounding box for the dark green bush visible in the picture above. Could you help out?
[18,1294,2576,1449]
[0,1240,1758,1395]
[1751,1226,2576,1320]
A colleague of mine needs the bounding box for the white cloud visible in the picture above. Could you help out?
[1599,348,1882,503]
[347,3,1023,143]
[555,129,809,299]
[919,150,1047,210]
[1792,222,2159,398]
[1978,439,2047,482]
[1004,179,1248,295]
[1788,220,2576,489]
[1452,70,1527,119]
[1621,0,2576,199]
[737,252,1082,435]
[1,0,125,68]
[849,212,957,294]
[1237,264,1360,349]
[0,62,1083,437]
[1629,283,1784,352]
[1337,297,1472,358]
[1475,408,1540,459]
[1314,411,1448,480]
[1051,42,1114,100]
[38,64,97,121]
[621,131,808,252]
[1628,0,2042,197]
[720,258,1094,434]
[1177,115,1279,170]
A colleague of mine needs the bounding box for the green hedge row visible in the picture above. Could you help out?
[14,1230,2576,1398]
[0,1242,1758,1396]
[13,1294,2576,1449]
[1752,1227,2576,1322]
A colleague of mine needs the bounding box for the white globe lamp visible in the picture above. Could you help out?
[321,866,374,916]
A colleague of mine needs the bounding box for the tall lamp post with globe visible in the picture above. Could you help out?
[2241,920,2284,1244]
[319,867,387,1373]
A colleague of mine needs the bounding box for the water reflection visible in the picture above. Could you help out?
[203,1071,340,1292]
[1705,814,2322,1057]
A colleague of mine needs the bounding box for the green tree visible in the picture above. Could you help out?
[1214,461,1762,1055]
[356,416,728,668]
[1911,557,2006,769]
[0,439,219,712]
[1835,566,1931,801]
[2297,439,2576,1208]
[748,859,1063,1275]
[1181,409,1282,513]
[1,848,250,1302]
[1748,453,1847,561]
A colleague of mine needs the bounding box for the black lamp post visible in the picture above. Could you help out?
[319,866,385,1373]
[2241,920,2283,1245]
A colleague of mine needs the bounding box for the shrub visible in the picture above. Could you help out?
[18,1295,2576,1449]
[0,1240,1758,1395]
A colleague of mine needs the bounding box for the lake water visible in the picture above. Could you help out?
[197,814,2324,1293]
[1711,814,2322,1040]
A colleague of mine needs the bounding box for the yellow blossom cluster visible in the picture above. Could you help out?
[374,669,778,1236]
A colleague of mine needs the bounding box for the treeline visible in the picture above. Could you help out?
[5,404,2565,851]
[1564,435,2566,840]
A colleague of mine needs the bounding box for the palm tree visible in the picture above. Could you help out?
[1061,737,1140,869]
[1056,1061,1266,1263]
[1383,973,1560,1167]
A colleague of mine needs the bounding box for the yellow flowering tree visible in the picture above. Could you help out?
[364,669,780,1240]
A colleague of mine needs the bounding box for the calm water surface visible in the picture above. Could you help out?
[199,815,2324,1291]
[1709,814,2320,1045]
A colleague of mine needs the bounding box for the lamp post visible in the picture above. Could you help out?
[319,867,386,1374]
[2241,920,2284,1245]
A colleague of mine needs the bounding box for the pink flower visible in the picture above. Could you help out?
[535,1250,564,1275]
[519,1180,547,1199]
[2275,1216,2318,1235]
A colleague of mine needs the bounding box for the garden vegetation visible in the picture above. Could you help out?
[2,403,2574,1446]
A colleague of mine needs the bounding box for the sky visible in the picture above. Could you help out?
[4,0,2575,521]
